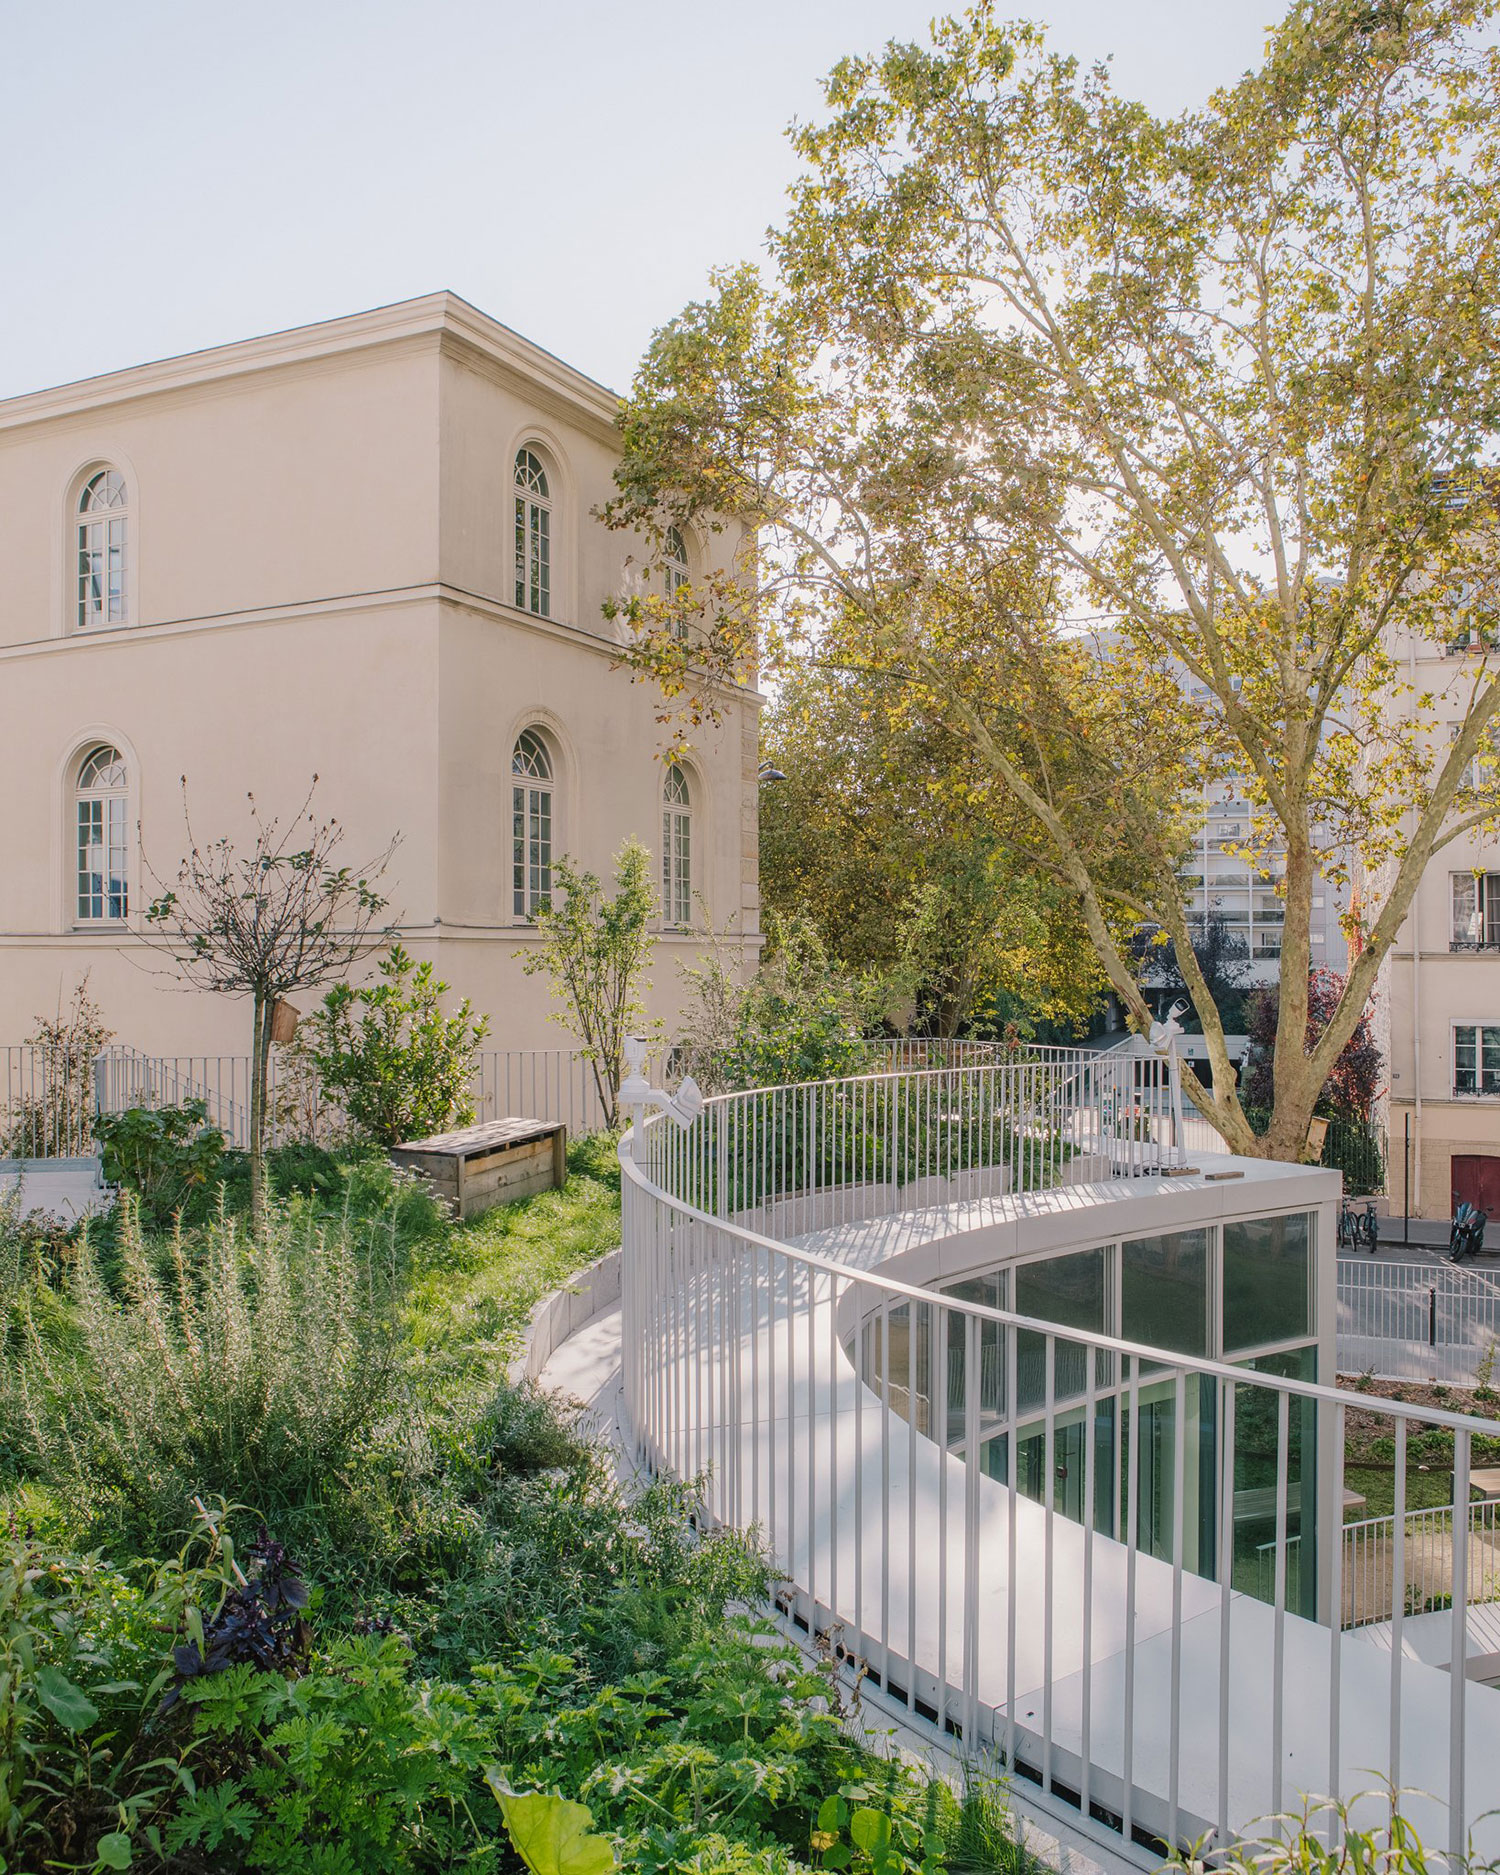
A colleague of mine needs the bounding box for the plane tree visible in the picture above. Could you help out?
[604,0,1500,1159]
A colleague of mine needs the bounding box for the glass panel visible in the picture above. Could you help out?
[106,796,128,917]
[1222,1212,1311,1352]
[1454,872,1478,942]
[941,1272,1006,1443]
[1488,875,1500,948]
[1484,1027,1500,1096]
[1230,1345,1318,1615]
[1122,1228,1209,1357]
[1120,1373,1216,1574]
[515,497,527,609]
[1016,1246,1107,1409]
[512,784,526,916]
[1457,1025,1478,1093]
[77,800,101,919]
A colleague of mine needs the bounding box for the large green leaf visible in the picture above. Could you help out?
[94,1833,133,1869]
[485,1775,616,1875]
[34,1667,99,1733]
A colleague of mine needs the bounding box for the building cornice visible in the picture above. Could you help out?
[0,581,764,711]
[0,292,621,436]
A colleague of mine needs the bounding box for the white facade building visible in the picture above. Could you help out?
[0,294,762,1058]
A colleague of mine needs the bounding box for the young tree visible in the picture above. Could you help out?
[305,943,490,1148]
[144,781,397,1219]
[605,0,1500,1161]
[519,840,658,1130]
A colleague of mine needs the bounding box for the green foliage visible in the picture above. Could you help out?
[1167,1793,1441,1875]
[0,1508,245,1874]
[307,942,491,1148]
[14,1192,411,1555]
[489,1781,618,1874]
[683,914,876,1093]
[760,665,1109,1038]
[520,839,658,1130]
[608,0,1500,1162]
[1,1105,1028,1875]
[93,1099,227,1229]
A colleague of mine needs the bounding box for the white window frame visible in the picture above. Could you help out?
[512,729,553,919]
[1452,871,1500,949]
[74,744,130,922]
[76,469,129,630]
[662,763,692,929]
[662,526,691,642]
[1454,1021,1500,1097]
[514,448,552,618]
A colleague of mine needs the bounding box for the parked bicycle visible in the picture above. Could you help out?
[1340,1198,1380,1253]
[1451,1197,1489,1261]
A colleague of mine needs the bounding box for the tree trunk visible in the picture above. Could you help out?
[249,988,273,1229]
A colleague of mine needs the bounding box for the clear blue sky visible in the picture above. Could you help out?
[0,1,1269,401]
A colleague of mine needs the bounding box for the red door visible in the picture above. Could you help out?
[1453,1155,1500,1219]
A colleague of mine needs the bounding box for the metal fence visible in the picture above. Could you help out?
[620,1065,1500,1867]
[1337,1257,1500,1384]
[1257,1500,1500,1626]
[2,1036,1176,1159]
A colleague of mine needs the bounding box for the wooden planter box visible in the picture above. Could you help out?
[390,1118,567,1220]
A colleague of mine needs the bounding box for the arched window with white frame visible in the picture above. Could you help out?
[512,729,554,918]
[663,525,689,641]
[76,469,129,629]
[74,744,130,921]
[514,448,551,617]
[662,763,692,928]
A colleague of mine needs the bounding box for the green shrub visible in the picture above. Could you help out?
[14,1193,413,1554]
[307,942,490,1148]
[94,1098,227,1228]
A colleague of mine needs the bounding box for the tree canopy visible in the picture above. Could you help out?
[760,662,1113,1035]
[606,0,1500,1159]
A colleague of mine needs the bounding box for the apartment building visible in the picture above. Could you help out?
[1383,627,1500,1219]
[0,294,762,1056]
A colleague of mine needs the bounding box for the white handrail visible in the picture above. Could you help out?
[619,1068,1500,1868]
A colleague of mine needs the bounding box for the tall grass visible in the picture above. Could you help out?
[16,1191,413,1549]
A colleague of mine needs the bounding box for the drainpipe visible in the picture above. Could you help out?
[1408,630,1425,1217]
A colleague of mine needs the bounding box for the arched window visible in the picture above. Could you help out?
[512,729,553,918]
[77,469,129,629]
[662,763,692,928]
[75,744,129,921]
[514,448,551,617]
[663,526,689,642]
[663,526,688,596]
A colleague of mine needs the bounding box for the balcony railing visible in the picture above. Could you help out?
[620,1061,1500,1867]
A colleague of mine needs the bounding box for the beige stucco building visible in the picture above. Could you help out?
[1382,627,1500,1220]
[0,293,761,1058]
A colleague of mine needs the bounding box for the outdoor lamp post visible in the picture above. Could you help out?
[1148,998,1189,1156]
[617,1034,704,1157]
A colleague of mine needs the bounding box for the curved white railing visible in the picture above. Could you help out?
[619,1065,1500,1867]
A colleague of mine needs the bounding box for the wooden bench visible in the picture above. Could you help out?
[390,1118,566,1220]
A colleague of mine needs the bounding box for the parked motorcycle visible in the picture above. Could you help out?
[1450,1197,1489,1261]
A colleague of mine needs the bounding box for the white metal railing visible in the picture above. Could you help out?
[619,1066,1500,1866]
[3,1042,619,1154]
[1,1043,98,1157]
[1260,1501,1500,1627]
[3,1037,1190,1160]
[1337,1257,1500,1384]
